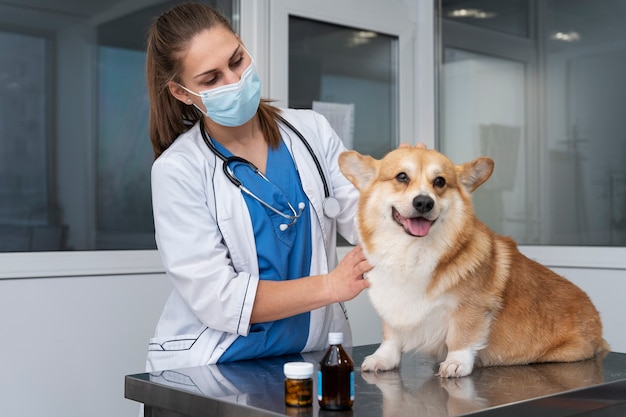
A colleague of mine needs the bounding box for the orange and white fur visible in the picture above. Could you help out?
[338,145,608,378]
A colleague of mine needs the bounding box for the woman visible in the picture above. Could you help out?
[145,3,372,371]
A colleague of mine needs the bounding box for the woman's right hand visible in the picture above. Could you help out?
[325,245,372,303]
[252,245,372,323]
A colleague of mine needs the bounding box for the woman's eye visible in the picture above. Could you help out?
[433,176,446,188]
[395,172,409,183]
[203,76,218,86]
[230,55,244,68]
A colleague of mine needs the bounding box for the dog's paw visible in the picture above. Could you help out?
[436,360,473,378]
[436,350,475,378]
[361,354,400,373]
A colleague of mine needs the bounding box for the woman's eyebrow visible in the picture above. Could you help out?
[193,44,242,79]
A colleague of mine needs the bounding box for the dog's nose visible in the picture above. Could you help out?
[413,195,434,214]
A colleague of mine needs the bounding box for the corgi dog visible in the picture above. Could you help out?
[338,145,608,378]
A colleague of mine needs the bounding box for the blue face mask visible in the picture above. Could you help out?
[180,57,261,127]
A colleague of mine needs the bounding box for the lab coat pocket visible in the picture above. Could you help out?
[147,328,212,371]
[148,329,207,351]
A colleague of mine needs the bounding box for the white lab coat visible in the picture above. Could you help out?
[146,108,359,372]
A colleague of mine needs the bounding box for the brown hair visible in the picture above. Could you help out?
[146,2,281,159]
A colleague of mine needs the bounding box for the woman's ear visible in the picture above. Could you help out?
[168,81,193,105]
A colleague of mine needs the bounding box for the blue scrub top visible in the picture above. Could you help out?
[212,139,313,363]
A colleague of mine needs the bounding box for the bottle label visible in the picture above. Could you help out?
[317,370,323,401]
[350,371,354,401]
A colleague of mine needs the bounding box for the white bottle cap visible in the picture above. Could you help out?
[284,362,314,379]
[328,332,343,345]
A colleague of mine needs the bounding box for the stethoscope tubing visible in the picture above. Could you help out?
[277,116,331,199]
[199,115,339,220]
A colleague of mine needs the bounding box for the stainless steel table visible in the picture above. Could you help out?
[125,344,626,416]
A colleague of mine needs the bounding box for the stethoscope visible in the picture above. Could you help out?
[199,116,341,231]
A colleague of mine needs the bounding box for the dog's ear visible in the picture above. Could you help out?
[457,157,494,192]
[338,150,378,191]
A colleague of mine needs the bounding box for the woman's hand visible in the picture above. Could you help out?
[325,245,373,303]
[251,246,372,323]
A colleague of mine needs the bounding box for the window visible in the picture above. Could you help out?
[0,30,52,251]
[95,6,170,250]
[288,16,399,159]
[0,0,237,252]
[437,0,626,246]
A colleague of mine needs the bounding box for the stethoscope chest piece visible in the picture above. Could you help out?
[323,196,340,219]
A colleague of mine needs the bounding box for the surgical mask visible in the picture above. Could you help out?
[179,57,261,127]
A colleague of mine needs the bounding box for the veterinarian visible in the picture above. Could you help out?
[144,2,372,371]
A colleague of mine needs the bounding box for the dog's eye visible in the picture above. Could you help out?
[433,176,446,188]
[395,172,409,183]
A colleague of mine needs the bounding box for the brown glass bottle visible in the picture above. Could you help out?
[318,332,354,410]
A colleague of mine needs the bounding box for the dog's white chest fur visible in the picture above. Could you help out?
[366,260,456,357]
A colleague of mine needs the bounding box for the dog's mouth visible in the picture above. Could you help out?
[392,208,434,237]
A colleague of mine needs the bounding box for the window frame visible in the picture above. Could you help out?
[265,0,417,146]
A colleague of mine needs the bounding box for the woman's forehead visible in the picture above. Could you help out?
[180,26,240,77]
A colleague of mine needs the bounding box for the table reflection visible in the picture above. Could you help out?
[361,353,607,417]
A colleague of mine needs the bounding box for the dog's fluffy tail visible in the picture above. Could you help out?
[598,339,611,354]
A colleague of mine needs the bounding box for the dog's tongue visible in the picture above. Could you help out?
[405,217,432,237]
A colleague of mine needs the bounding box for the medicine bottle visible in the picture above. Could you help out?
[318,332,354,410]
[284,362,314,407]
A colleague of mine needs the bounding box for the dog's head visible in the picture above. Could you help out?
[339,145,494,250]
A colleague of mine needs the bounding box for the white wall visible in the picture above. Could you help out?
[0,273,172,417]
[345,289,383,346]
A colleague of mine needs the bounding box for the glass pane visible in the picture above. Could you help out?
[0,31,53,251]
[438,0,626,247]
[544,0,626,245]
[441,0,529,37]
[441,49,529,241]
[0,0,237,252]
[289,16,398,159]
[96,46,154,249]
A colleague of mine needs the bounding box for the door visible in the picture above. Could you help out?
[266,0,416,156]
